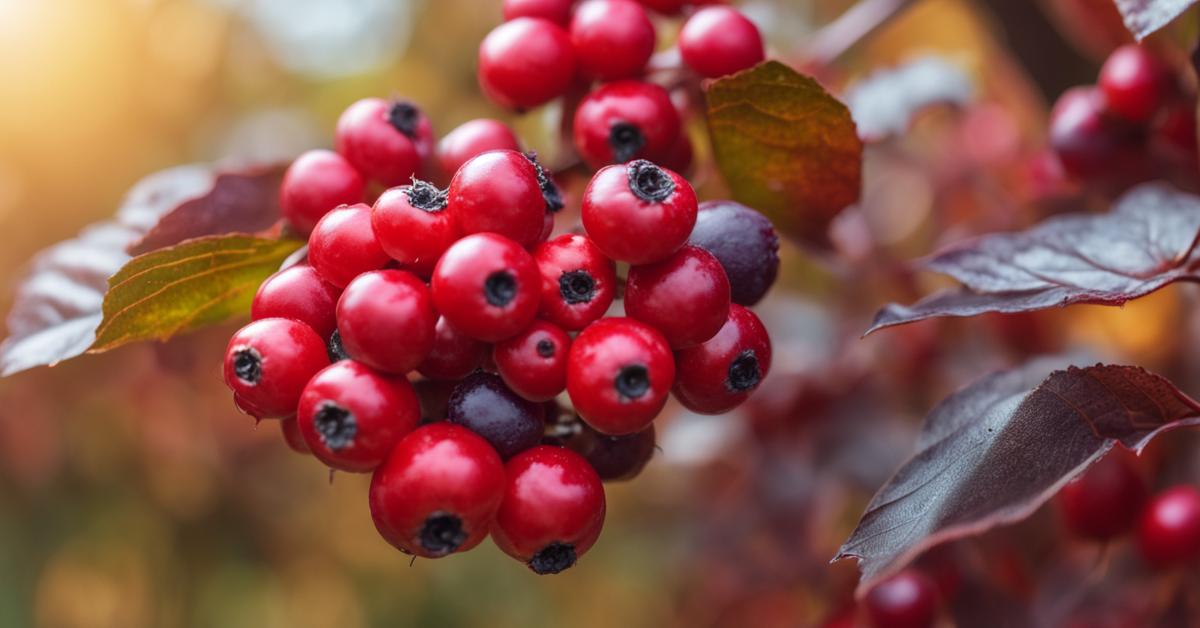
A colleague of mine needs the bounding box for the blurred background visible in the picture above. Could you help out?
[2,0,1200,626]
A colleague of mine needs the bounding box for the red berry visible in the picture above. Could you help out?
[503,0,574,25]
[673,304,771,414]
[447,371,546,459]
[569,0,656,81]
[679,6,764,78]
[581,160,696,264]
[371,180,456,276]
[864,569,939,628]
[251,265,341,339]
[479,18,577,110]
[1049,86,1142,179]
[335,98,433,187]
[223,318,330,418]
[436,119,521,180]
[431,233,542,342]
[369,423,506,558]
[637,0,686,14]
[573,80,681,167]
[448,150,552,247]
[1098,45,1172,123]
[688,200,780,306]
[233,392,272,420]
[1057,446,1147,540]
[297,360,419,472]
[567,317,675,434]
[661,132,694,176]
[492,445,606,574]
[625,245,730,348]
[336,270,437,374]
[307,203,391,289]
[417,316,488,381]
[494,319,572,402]
[566,421,655,481]
[279,149,366,235]
[1152,99,1198,163]
[1136,485,1200,568]
[532,234,618,331]
[280,416,310,454]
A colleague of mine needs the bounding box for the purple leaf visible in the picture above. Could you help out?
[833,360,1200,593]
[1113,0,1197,40]
[845,56,973,143]
[867,182,1200,335]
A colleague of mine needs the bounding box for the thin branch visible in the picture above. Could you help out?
[801,0,918,66]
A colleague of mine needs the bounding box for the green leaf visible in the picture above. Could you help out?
[90,235,303,352]
[705,60,862,247]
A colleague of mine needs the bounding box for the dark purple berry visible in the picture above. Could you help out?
[447,371,545,459]
[687,200,779,306]
[566,420,655,481]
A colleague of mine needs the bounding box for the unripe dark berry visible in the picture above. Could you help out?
[573,80,681,167]
[567,317,675,435]
[280,149,366,235]
[223,318,330,418]
[864,569,939,628]
[297,360,419,472]
[532,234,618,331]
[448,150,554,247]
[1136,485,1200,568]
[336,270,437,374]
[492,446,606,574]
[687,200,779,306]
[370,423,506,558]
[503,0,574,25]
[581,160,697,265]
[436,119,521,181]
[625,245,730,348]
[570,0,656,81]
[494,319,572,402]
[417,317,488,381]
[335,97,433,187]
[566,421,655,481]
[1049,86,1143,179]
[447,371,546,459]
[1057,446,1147,540]
[479,18,577,110]
[431,233,542,342]
[251,265,341,340]
[307,203,391,289]
[371,180,456,276]
[673,304,771,414]
[679,6,765,78]
[1098,45,1172,123]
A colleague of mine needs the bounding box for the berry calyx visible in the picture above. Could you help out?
[336,270,438,374]
[688,200,780,306]
[369,423,506,558]
[864,569,939,628]
[493,319,572,401]
[573,80,681,167]
[624,245,731,349]
[491,446,606,574]
[251,264,341,340]
[436,119,522,181]
[307,203,391,289]
[280,149,366,236]
[371,180,456,276]
[448,150,549,247]
[1057,446,1147,540]
[581,160,697,265]
[431,233,542,342]
[223,318,330,418]
[1136,485,1200,568]
[673,304,771,414]
[532,234,618,331]
[335,97,433,186]
[567,317,675,434]
[447,371,546,459]
[678,6,765,78]
[569,0,656,81]
[478,18,577,110]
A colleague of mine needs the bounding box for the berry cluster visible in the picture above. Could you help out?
[1049,44,1196,180]
[224,90,779,572]
[479,0,764,169]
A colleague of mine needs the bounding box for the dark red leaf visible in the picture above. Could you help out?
[867,182,1200,335]
[833,360,1200,593]
[1112,0,1196,40]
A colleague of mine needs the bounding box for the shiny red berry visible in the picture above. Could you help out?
[431,233,542,342]
[447,371,546,459]
[335,98,433,187]
[625,245,730,348]
[679,6,764,78]
[492,445,606,574]
[581,160,696,264]
[280,416,310,454]
[297,360,419,472]
[532,234,617,331]
[307,203,391,289]
[436,119,521,180]
[494,320,572,402]
[280,149,366,236]
[1049,86,1142,179]
[1057,446,1147,540]
[371,180,456,276]
[1098,45,1172,123]
[688,200,780,306]
[570,0,656,81]
[479,18,577,110]
[448,150,555,247]
[336,270,437,374]
[369,423,506,558]
[251,265,341,339]
[567,317,674,434]
[566,421,655,481]
[673,304,771,414]
[1136,485,1200,568]
[573,80,681,167]
[223,318,330,418]
[417,316,488,381]
[864,569,939,628]
[503,0,574,25]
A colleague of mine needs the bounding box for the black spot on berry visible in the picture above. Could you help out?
[615,364,650,400]
[726,350,761,392]
[406,179,448,212]
[558,270,596,305]
[484,271,517,307]
[609,122,646,163]
[314,401,357,450]
[387,100,421,138]
[626,160,674,203]
[530,542,576,574]
[419,513,467,556]
[233,347,262,385]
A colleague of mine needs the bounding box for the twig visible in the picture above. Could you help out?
[801,0,918,66]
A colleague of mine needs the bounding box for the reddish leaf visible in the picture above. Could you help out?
[1113,0,1196,40]
[845,56,973,143]
[867,182,1200,335]
[833,361,1200,593]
